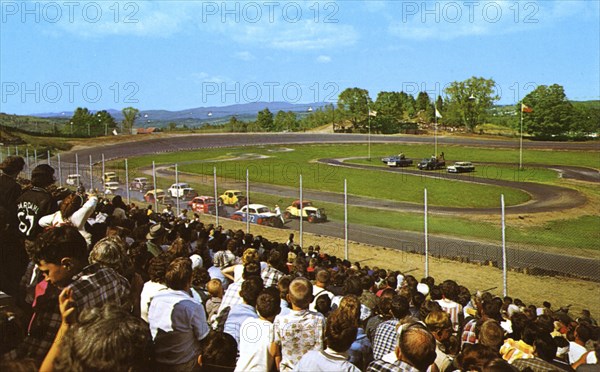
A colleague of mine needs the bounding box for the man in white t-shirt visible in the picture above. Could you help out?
[309,269,334,311]
[235,288,281,372]
[569,324,592,365]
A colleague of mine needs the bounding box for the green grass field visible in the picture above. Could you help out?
[113,143,599,253]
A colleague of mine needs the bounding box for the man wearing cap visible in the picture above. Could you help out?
[146,223,167,257]
[16,164,57,242]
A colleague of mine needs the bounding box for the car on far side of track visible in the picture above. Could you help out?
[447,161,475,173]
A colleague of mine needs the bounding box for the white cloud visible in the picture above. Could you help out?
[387,0,595,41]
[190,72,231,85]
[317,55,332,63]
[235,51,255,61]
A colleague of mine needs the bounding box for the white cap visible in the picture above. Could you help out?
[417,283,430,296]
[190,254,203,270]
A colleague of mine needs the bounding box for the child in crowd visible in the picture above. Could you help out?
[271,277,325,371]
[235,288,281,372]
[205,279,224,324]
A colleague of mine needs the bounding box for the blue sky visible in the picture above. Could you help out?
[1,0,599,115]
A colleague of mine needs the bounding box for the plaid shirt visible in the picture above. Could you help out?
[461,318,478,347]
[16,280,61,364]
[217,280,244,317]
[367,358,421,372]
[261,265,284,288]
[512,357,564,372]
[372,319,400,360]
[15,264,129,364]
[68,263,131,313]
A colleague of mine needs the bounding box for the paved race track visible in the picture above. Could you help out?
[58,133,600,281]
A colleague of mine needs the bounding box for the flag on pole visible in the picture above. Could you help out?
[368,110,377,117]
[435,108,443,118]
[521,103,533,113]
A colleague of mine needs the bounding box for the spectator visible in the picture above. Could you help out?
[310,269,334,311]
[224,276,263,347]
[294,306,362,372]
[148,257,210,371]
[360,275,379,311]
[139,254,169,322]
[236,288,281,372]
[216,262,262,324]
[512,333,563,372]
[17,225,130,365]
[372,295,412,360]
[205,279,224,324]
[500,323,538,363]
[16,164,57,242]
[569,324,592,365]
[49,304,152,372]
[198,331,238,372]
[145,223,167,257]
[436,279,463,332]
[271,277,325,371]
[367,322,437,372]
[0,156,25,229]
[315,293,333,318]
[425,310,455,372]
[341,295,373,371]
[262,250,285,288]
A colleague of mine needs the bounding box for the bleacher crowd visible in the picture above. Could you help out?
[1,156,598,372]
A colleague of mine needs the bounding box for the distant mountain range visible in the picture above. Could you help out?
[31,101,332,122]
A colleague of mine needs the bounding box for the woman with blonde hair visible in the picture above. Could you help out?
[222,247,265,282]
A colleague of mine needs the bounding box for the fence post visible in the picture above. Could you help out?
[47,150,51,165]
[501,194,507,297]
[125,159,130,205]
[175,164,180,217]
[75,153,79,179]
[57,153,62,187]
[344,178,348,260]
[214,167,219,226]
[424,188,429,278]
[34,148,37,167]
[299,174,303,249]
[246,168,250,234]
[89,155,93,191]
[152,161,158,212]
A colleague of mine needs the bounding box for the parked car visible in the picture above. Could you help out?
[103,172,119,183]
[417,157,446,170]
[231,204,284,228]
[103,181,122,194]
[66,174,82,186]
[381,154,413,167]
[188,196,217,214]
[219,189,246,208]
[167,183,198,200]
[144,189,172,204]
[284,200,327,223]
[129,177,149,192]
[447,161,475,173]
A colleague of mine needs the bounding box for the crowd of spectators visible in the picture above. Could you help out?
[0,156,599,372]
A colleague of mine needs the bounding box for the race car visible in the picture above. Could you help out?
[230,203,284,228]
[219,189,247,208]
[284,200,327,223]
[188,196,217,214]
[447,161,475,173]
[168,182,198,200]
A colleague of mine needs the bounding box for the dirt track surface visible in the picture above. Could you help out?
[56,133,600,281]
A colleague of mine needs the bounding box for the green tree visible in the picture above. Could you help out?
[373,91,405,134]
[521,84,574,138]
[256,108,274,131]
[70,107,94,136]
[443,77,500,132]
[122,107,139,134]
[337,87,371,131]
[571,104,600,136]
[416,92,431,111]
[435,95,444,112]
[274,111,297,132]
[95,110,117,136]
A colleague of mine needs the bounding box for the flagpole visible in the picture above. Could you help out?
[434,106,438,158]
[519,104,523,171]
